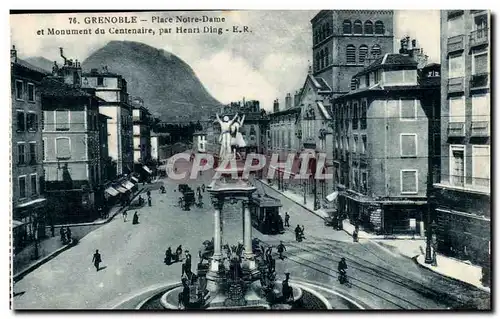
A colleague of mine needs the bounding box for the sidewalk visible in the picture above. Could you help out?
[258,179,490,293]
[13,186,149,280]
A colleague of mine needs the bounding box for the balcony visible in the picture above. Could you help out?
[471,121,489,137]
[447,10,464,18]
[447,35,465,53]
[470,72,489,90]
[438,174,490,194]
[447,77,464,93]
[447,122,465,137]
[470,28,488,48]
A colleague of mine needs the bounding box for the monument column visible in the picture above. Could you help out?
[243,199,256,270]
[211,196,223,272]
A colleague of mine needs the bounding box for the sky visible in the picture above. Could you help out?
[10,10,440,111]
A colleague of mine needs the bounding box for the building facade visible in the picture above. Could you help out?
[82,67,133,178]
[131,97,152,169]
[11,46,48,252]
[331,51,440,235]
[434,10,490,268]
[41,54,104,221]
[311,10,394,97]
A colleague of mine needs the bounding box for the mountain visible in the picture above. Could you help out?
[24,56,54,72]
[27,41,221,122]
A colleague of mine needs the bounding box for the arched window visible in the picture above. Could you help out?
[346,45,356,64]
[359,45,369,63]
[324,47,329,66]
[343,20,352,34]
[364,21,374,35]
[371,44,381,58]
[351,78,357,90]
[319,50,325,69]
[375,21,385,35]
[353,20,363,34]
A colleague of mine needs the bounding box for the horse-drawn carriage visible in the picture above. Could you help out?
[178,184,196,209]
[249,195,284,235]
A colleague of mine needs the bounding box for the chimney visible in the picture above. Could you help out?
[273,98,280,113]
[60,47,67,65]
[52,61,59,76]
[10,45,17,63]
[59,48,82,87]
[399,36,409,55]
[285,93,292,109]
[294,90,301,107]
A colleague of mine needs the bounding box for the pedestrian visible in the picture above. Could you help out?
[183,250,192,276]
[165,247,172,265]
[301,225,306,240]
[284,212,290,227]
[66,226,72,242]
[198,192,203,203]
[277,241,287,260]
[294,225,301,242]
[123,210,128,222]
[60,227,66,243]
[148,196,152,207]
[201,184,205,192]
[132,211,139,224]
[197,186,201,196]
[92,249,102,272]
[147,190,151,197]
[50,224,55,237]
[175,245,183,262]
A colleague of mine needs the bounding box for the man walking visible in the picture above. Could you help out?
[277,241,287,260]
[123,210,128,222]
[60,227,66,243]
[92,249,102,272]
[50,224,55,237]
[66,226,72,242]
[284,212,290,227]
[183,250,192,277]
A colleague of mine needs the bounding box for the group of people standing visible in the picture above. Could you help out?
[58,226,72,244]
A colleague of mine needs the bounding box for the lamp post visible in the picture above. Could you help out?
[32,218,39,260]
[431,220,438,266]
[303,181,307,205]
[424,203,433,264]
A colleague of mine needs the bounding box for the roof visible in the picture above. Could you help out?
[354,54,418,77]
[308,74,332,92]
[316,101,331,120]
[269,106,301,118]
[82,70,123,78]
[12,58,49,76]
[98,113,112,120]
[40,77,93,98]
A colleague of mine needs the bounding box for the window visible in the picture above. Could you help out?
[15,80,23,100]
[401,170,418,194]
[30,174,37,196]
[371,44,381,57]
[361,171,367,193]
[346,45,356,64]
[374,70,380,83]
[315,52,320,71]
[319,50,324,69]
[41,111,45,130]
[17,143,25,164]
[447,15,464,37]
[97,77,104,86]
[55,110,70,131]
[400,134,417,157]
[16,110,25,131]
[448,54,465,78]
[360,101,367,129]
[359,45,368,63]
[400,99,417,120]
[364,21,374,34]
[472,145,490,188]
[353,135,358,153]
[26,113,38,132]
[375,21,385,35]
[450,145,465,186]
[287,130,292,149]
[449,96,465,123]
[361,134,367,154]
[353,20,363,34]
[352,103,359,129]
[471,94,490,122]
[472,51,488,75]
[26,83,36,102]
[56,137,71,159]
[324,47,329,67]
[18,176,26,199]
[343,20,352,34]
[29,142,37,164]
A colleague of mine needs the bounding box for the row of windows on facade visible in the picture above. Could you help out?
[447,11,488,38]
[335,133,423,158]
[314,44,381,71]
[15,80,36,102]
[314,20,386,45]
[448,93,490,123]
[17,174,38,199]
[448,144,490,189]
[448,50,488,79]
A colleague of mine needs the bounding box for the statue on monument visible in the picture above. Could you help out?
[231,115,247,157]
[216,113,238,160]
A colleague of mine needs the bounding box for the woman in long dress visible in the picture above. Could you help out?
[216,113,238,160]
[230,115,247,149]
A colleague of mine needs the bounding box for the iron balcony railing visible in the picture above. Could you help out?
[470,28,489,47]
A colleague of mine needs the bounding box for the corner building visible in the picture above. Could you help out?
[311,10,394,97]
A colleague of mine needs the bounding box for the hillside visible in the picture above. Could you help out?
[24,56,54,72]
[27,41,221,121]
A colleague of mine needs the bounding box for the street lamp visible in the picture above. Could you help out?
[303,181,307,205]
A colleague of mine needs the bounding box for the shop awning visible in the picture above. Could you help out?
[131,176,139,183]
[12,220,26,229]
[122,181,135,190]
[116,186,128,193]
[326,191,338,202]
[105,187,119,197]
[143,166,152,174]
[15,198,46,209]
